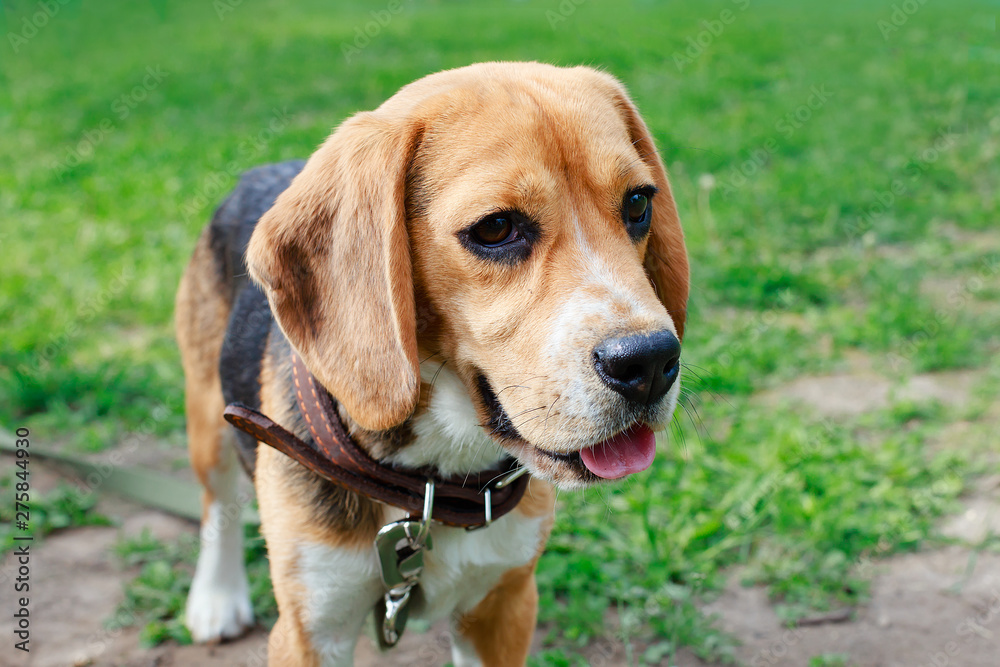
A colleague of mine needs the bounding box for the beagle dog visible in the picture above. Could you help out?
[175,61,689,666]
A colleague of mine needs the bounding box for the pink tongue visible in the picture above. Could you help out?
[579,424,656,479]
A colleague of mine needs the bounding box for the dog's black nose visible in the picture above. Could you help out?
[593,330,681,406]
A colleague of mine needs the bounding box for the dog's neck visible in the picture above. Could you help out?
[320,357,508,478]
[270,321,508,478]
[388,359,508,477]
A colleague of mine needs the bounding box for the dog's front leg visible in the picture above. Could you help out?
[185,432,255,643]
[265,539,384,667]
[451,562,539,667]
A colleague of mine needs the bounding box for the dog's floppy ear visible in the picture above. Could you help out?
[596,72,690,340]
[247,113,421,431]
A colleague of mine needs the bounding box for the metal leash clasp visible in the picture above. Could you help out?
[373,479,435,647]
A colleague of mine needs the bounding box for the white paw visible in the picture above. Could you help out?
[184,571,255,643]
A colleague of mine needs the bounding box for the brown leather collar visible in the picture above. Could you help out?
[223,351,529,528]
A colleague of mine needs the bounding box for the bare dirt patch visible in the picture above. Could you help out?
[703,547,1000,667]
[757,364,981,418]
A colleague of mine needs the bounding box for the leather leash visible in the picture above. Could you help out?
[223,351,530,529]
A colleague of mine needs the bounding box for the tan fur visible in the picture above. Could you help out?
[256,445,334,666]
[181,62,689,664]
[176,229,231,515]
[456,563,540,666]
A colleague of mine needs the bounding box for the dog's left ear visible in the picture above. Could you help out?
[246,113,422,431]
[594,71,690,340]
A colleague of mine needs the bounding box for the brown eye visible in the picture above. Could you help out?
[626,192,649,223]
[622,188,655,241]
[459,209,538,264]
[471,214,516,246]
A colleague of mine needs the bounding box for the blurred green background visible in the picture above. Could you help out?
[1,0,998,664]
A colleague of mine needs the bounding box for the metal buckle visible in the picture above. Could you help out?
[466,486,494,531]
[464,465,526,531]
[478,487,492,527]
[415,478,434,545]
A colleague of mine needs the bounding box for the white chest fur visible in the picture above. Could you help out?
[298,511,546,665]
[402,509,545,619]
[385,361,508,476]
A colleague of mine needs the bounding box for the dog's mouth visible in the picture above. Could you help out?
[476,373,524,442]
[476,373,657,481]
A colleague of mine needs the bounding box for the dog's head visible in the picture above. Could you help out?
[248,62,688,488]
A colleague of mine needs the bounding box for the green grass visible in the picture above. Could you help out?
[2,0,998,664]
[114,530,197,647]
[0,479,111,554]
[809,655,853,667]
[112,524,276,647]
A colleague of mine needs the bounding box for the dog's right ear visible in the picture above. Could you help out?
[246,113,422,432]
